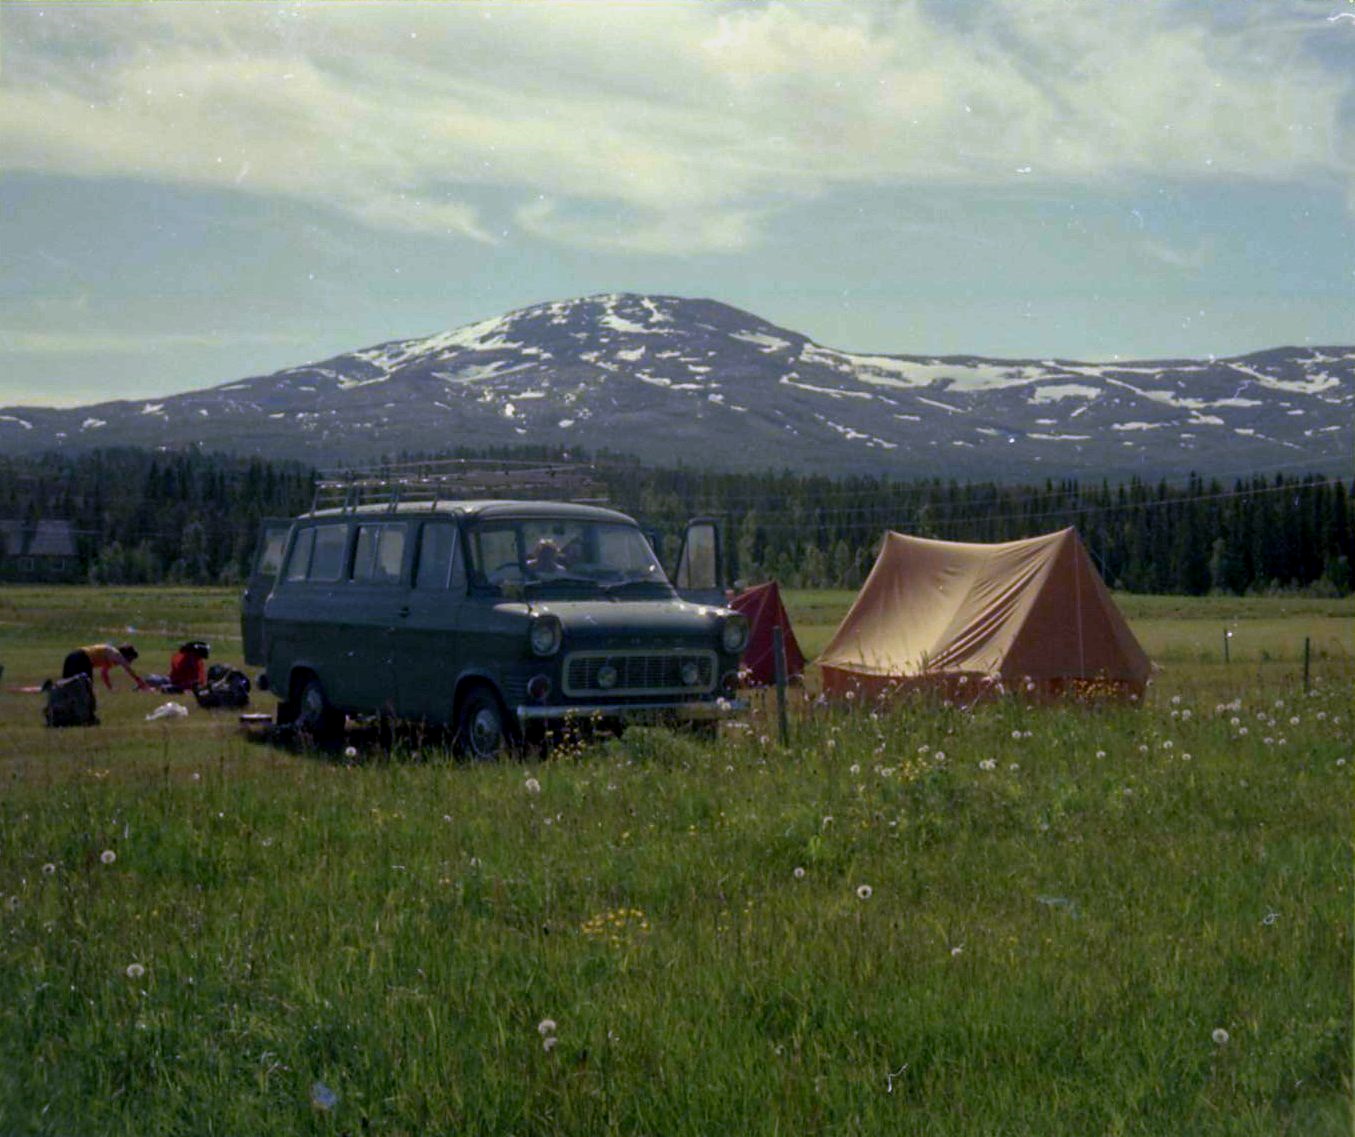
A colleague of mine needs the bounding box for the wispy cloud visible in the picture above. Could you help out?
[1139,239,1212,270]
[1,2,1349,253]
[0,329,311,354]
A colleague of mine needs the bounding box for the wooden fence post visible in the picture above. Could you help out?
[773,625,789,748]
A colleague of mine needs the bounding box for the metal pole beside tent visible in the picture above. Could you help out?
[773,625,789,748]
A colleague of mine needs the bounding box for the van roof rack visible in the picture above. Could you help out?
[310,458,609,514]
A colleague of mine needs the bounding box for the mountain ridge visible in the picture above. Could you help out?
[2,293,1350,480]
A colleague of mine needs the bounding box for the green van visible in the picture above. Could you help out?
[241,499,748,756]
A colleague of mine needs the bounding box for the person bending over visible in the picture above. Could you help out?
[62,643,149,691]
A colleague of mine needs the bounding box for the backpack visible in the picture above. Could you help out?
[43,674,99,728]
[194,666,251,709]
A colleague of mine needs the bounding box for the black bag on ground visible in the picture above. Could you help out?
[43,674,99,728]
[194,665,251,709]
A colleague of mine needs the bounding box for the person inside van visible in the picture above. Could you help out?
[526,539,567,575]
[62,643,149,691]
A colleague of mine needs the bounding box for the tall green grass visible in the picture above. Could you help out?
[0,587,1350,1134]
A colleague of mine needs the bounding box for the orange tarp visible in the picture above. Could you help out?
[818,528,1151,700]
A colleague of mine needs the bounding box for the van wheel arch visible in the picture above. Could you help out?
[453,680,517,761]
[289,668,343,742]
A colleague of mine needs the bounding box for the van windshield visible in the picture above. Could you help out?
[466,519,671,597]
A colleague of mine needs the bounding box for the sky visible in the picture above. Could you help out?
[1,0,1352,407]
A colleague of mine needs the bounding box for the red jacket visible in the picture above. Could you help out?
[169,650,206,690]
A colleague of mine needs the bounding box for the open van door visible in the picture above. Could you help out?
[673,517,727,606]
[241,518,292,666]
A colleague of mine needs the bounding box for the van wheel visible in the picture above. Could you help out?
[296,676,343,743]
[456,685,513,762]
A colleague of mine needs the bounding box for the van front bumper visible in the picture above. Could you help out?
[515,697,746,724]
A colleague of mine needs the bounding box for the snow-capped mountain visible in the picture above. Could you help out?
[2,293,1350,479]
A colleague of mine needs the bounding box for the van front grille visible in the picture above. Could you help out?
[563,650,717,698]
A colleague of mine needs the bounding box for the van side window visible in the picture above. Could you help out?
[470,525,520,586]
[285,528,315,581]
[308,524,348,582]
[416,522,465,590]
[353,524,407,584]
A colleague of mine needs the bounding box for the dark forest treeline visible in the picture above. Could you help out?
[612,466,1353,596]
[0,449,314,584]
[0,447,1350,595]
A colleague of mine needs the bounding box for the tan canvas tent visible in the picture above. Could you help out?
[818,528,1151,700]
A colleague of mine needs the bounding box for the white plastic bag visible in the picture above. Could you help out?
[145,702,189,722]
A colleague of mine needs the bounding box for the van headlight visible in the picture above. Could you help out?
[720,613,749,655]
[529,615,562,657]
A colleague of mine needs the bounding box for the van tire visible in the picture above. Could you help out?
[456,684,513,762]
[295,676,343,743]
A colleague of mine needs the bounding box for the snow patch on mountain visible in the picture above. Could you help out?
[1030,384,1099,402]
[732,331,792,352]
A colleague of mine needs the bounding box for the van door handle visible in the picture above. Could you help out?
[398,606,410,618]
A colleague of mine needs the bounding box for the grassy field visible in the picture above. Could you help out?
[0,586,1350,1135]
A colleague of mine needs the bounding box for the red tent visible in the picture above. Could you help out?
[730,581,806,686]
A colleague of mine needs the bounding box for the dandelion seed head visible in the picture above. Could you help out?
[542,1035,558,1052]
[1261,911,1279,926]
[524,777,542,795]
[125,962,145,979]
[343,746,357,759]
[41,863,56,876]
[950,945,964,956]
[978,758,996,771]
[856,884,873,900]
[537,1018,557,1036]
[793,866,806,879]
[100,850,116,865]
[1212,1027,1230,1045]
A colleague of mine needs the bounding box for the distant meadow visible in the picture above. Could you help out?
[0,587,1350,1134]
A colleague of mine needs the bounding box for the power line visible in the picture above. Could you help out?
[688,477,1348,537]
